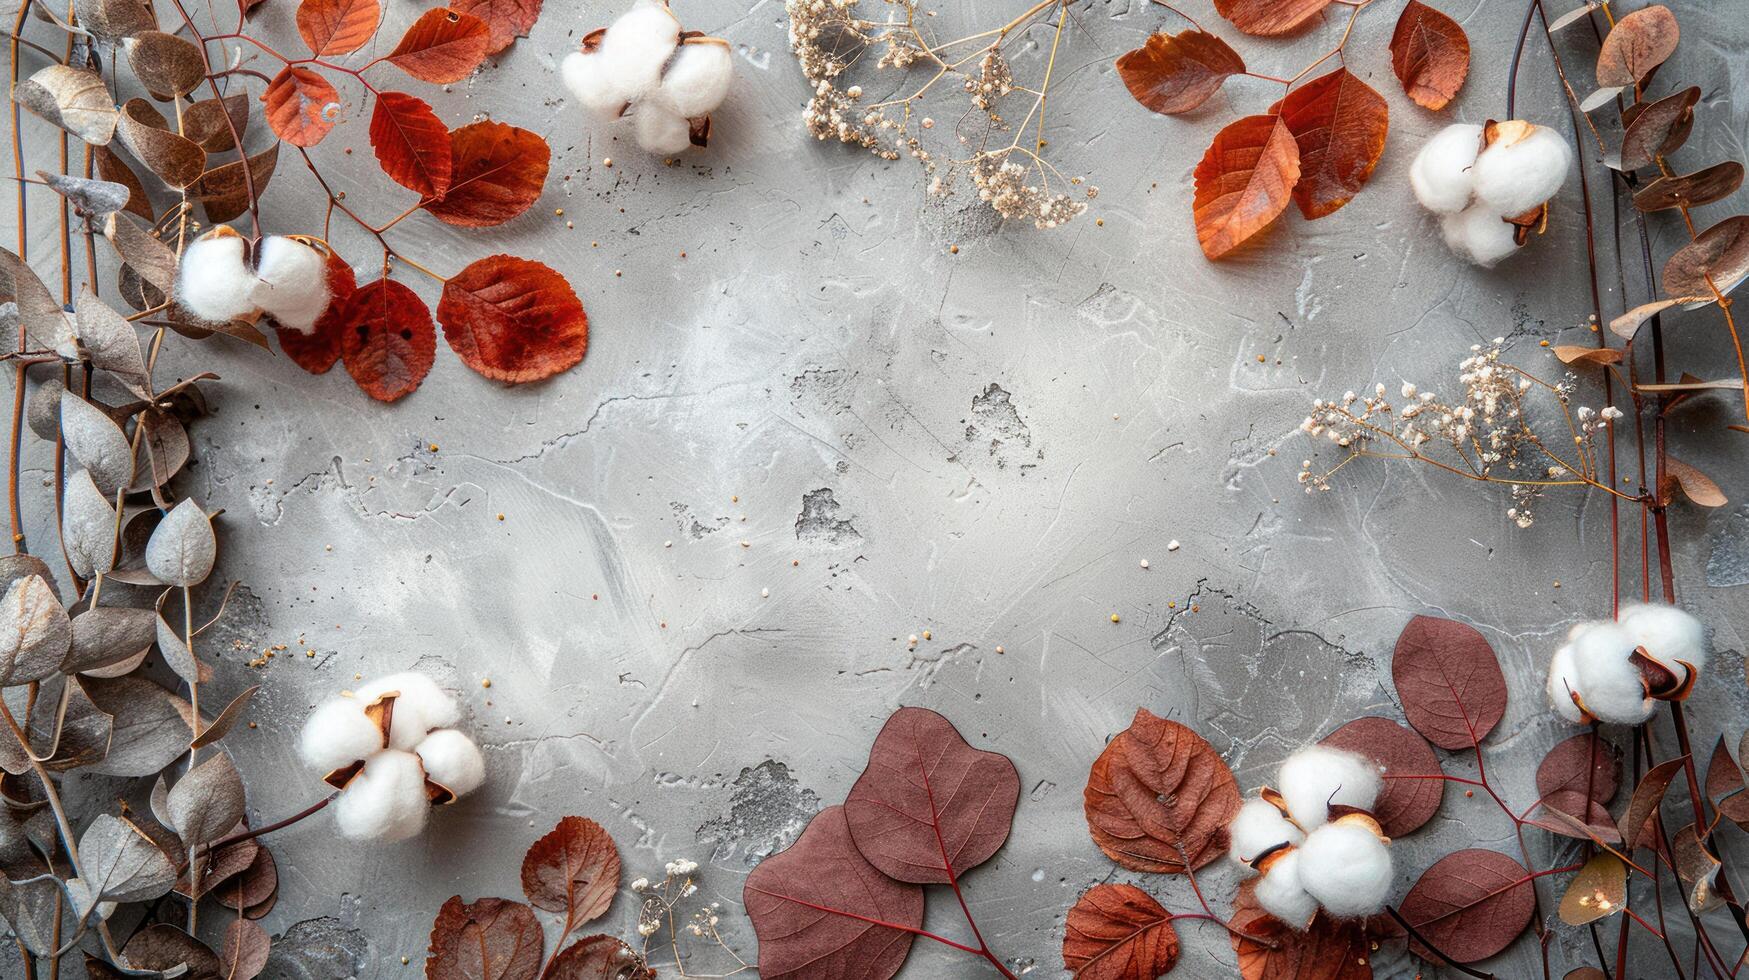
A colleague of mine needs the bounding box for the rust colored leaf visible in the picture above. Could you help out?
[264,66,341,148]
[340,278,437,402]
[1400,849,1535,964]
[1617,85,1698,171]
[1552,345,1622,367]
[387,8,492,85]
[1229,885,1372,980]
[425,896,543,980]
[1706,737,1749,830]
[541,936,654,980]
[1609,298,1687,339]
[182,93,250,152]
[424,121,549,227]
[520,816,620,938]
[1276,68,1388,219]
[1596,4,1678,87]
[1062,883,1179,979]
[842,706,1020,884]
[1192,114,1301,259]
[1083,707,1240,874]
[451,0,543,54]
[1559,852,1626,925]
[438,256,588,383]
[1390,615,1506,751]
[193,143,279,223]
[124,31,207,100]
[1664,214,1749,300]
[278,248,355,374]
[1213,0,1330,37]
[744,806,924,980]
[370,92,453,198]
[1619,755,1687,851]
[1663,457,1727,507]
[1389,1,1470,110]
[298,0,381,56]
[115,99,205,189]
[1634,162,1744,212]
[1322,716,1443,836]
[93,146,152,222]
[1115,30,1244,115]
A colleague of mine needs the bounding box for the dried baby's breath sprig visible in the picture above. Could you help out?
[787,0,1097,229]
[1298,340,1637,527]
[633,859,751,978]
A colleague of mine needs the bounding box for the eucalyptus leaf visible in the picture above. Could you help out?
[63,468,119,579]
[66,606,156,674]
[123,923,222,979]
[0,555,58,599]
[192,685,259,749]
[69,814,176,916]
[0,874,62,955]
[13,65,117,145]
[115,98,205,190]
[0,575,72,686]
[25,374,64,442]
[94,145,154,222]
[76,287,152,398]
[166,752,244,848]
[183,93,250,152]
[83,676,194,777]
[103,212,178,294]
[73,0,157,39]
[123,31,207,100]
[26,674,114,771]
[155,613,203,685]
[0,246,77,354]
[133,410,190,491]
[61,391,135,496]
[36,170,133,225]
[146,499,215,587]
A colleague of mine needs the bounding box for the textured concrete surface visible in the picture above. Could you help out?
[8,0,1749,976]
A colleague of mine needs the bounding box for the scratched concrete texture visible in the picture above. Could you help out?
[7,0,1749,977]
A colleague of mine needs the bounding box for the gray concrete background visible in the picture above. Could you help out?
[8,0,1749,976]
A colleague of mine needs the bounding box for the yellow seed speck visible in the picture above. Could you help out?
[482,678,492,688]
[1110,613,1120,623]
[497,513,506,522]
[429,443,439,452]
[555,208,565,216]
[922,630,932,640]
[949,244,960,254]
[995,646,1005,654]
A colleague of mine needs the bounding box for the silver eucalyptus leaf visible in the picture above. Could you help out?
[0,246,76,354]
[69,814,177,915]
[154,614,202,686]
[83,676,193,777]
[65,606,156,674]
[25,373,64,441]
[36,170,132,226]
[0,554,58,599]
[165,752,243,848]
[62,468,119,580]
[146,499,215,587]
[60,391,134,496]
[0,874,61,955]
[0,575,72,686]
[74,287,151,398]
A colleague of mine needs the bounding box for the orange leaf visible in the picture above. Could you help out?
[1276,68,1387,219]
[263,66,339,148]
[423,121,549,227]
[296,0,380,57]
[1214,0,1330,37]
[385,8,491,85]
[1664,457,1727,508]
[1229,884,1372,980]
[1062,884,1179,979]
[1390,0,1470,110]
[1115,30,1244,115]
[277,248,355,375]
[1082,708,1241,873]
[1596,4,1678,87]
[369,91,452,198]
[450,0,543,54]
[1192,114,1301,259]
[438,256,587,383]
[1552,344,1623,367]
[340,279,436,402]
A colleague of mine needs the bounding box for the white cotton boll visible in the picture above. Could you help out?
[1617,603,1707,675]
[175,232,255,324]
[563,51,630,118]
[1546,643,1587,723]
[635,106,693,154]
[1277,746,1382,830]
[1445,205,1521,267]
[1229,797,1304,866]
[249,237,330,335]
[415,729,486,798]
[1254,851,1319,930]
[1473,123,1571,217]
[298,697,385,773]
[1409,123,1482,215]
[333,749,429,842]
[354,673,461,750]
[657,42,733,118]
[598,1,680,99]
[1570,621,1654,724]
[1297,823,1393,919]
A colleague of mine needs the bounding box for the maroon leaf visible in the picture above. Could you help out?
[540,936,653,980]
[425,896,543,980]
[370,91,453,198]
[340,278,436,402]
[744,806,924,980]
[1083,708,1241,874]
[520,816,621,940]
[1062,883,1179,979]
[842,706,1019,884]
[1537,732,1621,807]
[1390,615,1506,751]
[1400,849,1536,964]
[1620,755,1687,850]
[1322,716,1444,836]
[1706,737,1749,830]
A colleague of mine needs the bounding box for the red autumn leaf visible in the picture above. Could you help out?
[1192,114,1301,259]
[1595,4,1679,88]
[1321,716,1443,837]
[451,0,543,54]
[540,936,654,980]
[1228,884,1372,980]
[424,121,549,227]
[297,0,381,57]
[1213,0,1330,37]
[276,248,355,374]
[841,706,1020,885]
[425,896,543,980]
[744,806,924,980]
[438,256,587,383]
[386,8,492,85]
[1062,883,1179,979]
[1275,67,1388,219]
[1706,737,1749,830]
[263,66,340,148]
[1083,707,1241,874]
[1389,1,1470,110]
[370,91,453,199]
[1115,30,1244,115]
[340,278,437,402]
[1399,849,1536,964]
[519,816,621,941]
[1390,615,1506,751]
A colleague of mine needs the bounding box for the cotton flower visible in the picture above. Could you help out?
[298,672,485,841]
[1410,120,1570,266]
[1440,205,1521,268]
[1253,849,1319,929]
[1276,745,1382,830]
[175,226,255,325]
[561,1,733,154]
[1296,821,1394,919]
[1616,602,1707,676]
[1409,123,1481,214]
[1472,122,1572,217]
[1549,608,1708,726]
[1228,796,1304,866]
[249,236,331,334]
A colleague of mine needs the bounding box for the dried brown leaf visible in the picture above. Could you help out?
[1391,614,1507,751]
[1596,4,1679,87]
[1400,849,1536,964]
[1552,345,1622,367]
[1083,707,1240,874]
[1276,68,1388,219]
[124,31,207,100]
[520,816,620,937]
[1634,162,1744,212]
[1664,214,1749,301]
[1322,716,1444,836]
[1192,114,1300,259]
[116,98,206,189]
[1617,85,1698,171]
[15,65,117,145]
[1214,0,1330,36]
[1114,30,1244,115]
[1389,1,1470,110]
[1062,883,1179,979]
[425,896,543,980]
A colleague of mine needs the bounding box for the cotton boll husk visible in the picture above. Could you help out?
[1447,205,1521,267]
[1254,851,1319,930]
[562,51,630,118]
[415,729,485,798]
[1473,123,1571,217]
[1277,746,1382,830]
[175,231,255,324]
[1546,643,1587,723]
[1570,621,1654,724]
[598,1,679,98]
[1409,123,1482,214]
[635,106,692,155]
[657,41,732,118]
[333,750,429,842]
[354,673,460,749]
[1297,823,1393,919]
[1229,797,1304,866]
[1617,603,1707,675]
[298,697,385,773]
[249,237,330,335]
